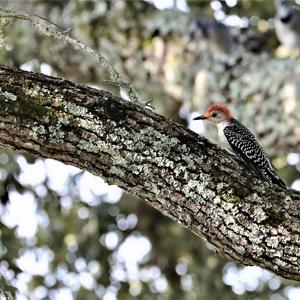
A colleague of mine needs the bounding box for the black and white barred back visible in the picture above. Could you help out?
[223,118,286,188]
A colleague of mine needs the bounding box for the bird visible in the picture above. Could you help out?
[187,18,234,60]
[193,103,286,188]
[274,0,300,50]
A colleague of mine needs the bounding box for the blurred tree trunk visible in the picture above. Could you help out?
[0,65,299,281]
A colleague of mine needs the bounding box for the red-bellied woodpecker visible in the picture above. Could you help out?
[193,104,286,188]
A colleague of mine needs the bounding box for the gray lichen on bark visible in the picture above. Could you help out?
[0,65,299,281]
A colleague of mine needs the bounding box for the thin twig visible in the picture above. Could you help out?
[0,8,143,105]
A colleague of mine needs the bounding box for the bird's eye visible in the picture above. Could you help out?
[212,112,218,117]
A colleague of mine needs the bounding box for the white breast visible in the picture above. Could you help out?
[217,121,229,143]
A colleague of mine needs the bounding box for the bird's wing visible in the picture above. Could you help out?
[224,122,286,188]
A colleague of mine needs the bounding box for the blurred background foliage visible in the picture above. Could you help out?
[0,0,300,299]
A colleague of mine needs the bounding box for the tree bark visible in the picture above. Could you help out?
[0,64,299,281]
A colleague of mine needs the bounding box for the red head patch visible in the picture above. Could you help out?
[204,103,232,120]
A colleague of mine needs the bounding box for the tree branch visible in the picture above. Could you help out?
[0,65,299,281]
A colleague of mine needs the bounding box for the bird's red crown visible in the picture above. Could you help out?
[205,103,232,120]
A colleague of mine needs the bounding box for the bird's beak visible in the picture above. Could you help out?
[193,115,207,120]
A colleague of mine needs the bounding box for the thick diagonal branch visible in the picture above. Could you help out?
[0,65,299,281]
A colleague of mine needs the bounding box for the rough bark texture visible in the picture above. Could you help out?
[0,65,299,281]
